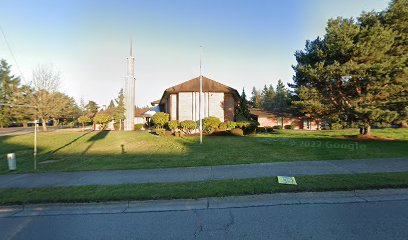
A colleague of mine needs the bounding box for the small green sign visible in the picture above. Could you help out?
[277,176,297,185]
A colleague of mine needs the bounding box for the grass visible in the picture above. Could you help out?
[1,172,408,205]
[0,128,407,174]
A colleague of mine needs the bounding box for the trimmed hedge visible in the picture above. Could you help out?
[152,112,169,128]
[218,122,228,131]
[155,128,166,136]
[236,120,259,135]
[203,116,221,134]
[167,120,179,132]
[135,124,144,130]
[180,120,198,134]
[226,121,237,129]
[230,128,244,136]
[284,124,295,130]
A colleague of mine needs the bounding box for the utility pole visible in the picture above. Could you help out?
[199,46,203,144]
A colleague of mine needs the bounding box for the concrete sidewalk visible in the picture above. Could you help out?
[0,157,407,189]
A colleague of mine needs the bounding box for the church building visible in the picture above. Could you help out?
[158,76,240,122]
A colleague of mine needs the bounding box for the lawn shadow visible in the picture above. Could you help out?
[82,131,111,155]
[1,129,407,174]
[49,131,92,154]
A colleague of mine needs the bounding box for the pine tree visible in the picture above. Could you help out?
[261,84,275,111]
[114,89,126,130]
[0,59,21,127]
[250,87,262,108]
[273,80,290,115]
[84,101,99,117]
[292,1,407,135]
[108,100,115,109]
[236,88,250,121]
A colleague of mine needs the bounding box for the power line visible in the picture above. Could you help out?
[0,24,26,82]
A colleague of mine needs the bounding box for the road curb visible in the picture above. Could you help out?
[1,188,408,218]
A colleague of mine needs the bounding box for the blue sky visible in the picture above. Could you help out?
[1,0,389,107]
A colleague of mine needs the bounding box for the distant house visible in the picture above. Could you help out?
[134,101,161,125]
[94,108,116,131]
[250,108,319,130]
[158,76,240,122]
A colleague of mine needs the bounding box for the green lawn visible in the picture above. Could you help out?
[1,172,407,205]
[1,128,407,174]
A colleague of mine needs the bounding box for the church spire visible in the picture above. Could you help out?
[130,38,133,57]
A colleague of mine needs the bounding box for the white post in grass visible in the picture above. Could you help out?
[199,46,203,144]
[34,119,37,170]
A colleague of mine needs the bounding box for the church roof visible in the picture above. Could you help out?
[160,76,239,104]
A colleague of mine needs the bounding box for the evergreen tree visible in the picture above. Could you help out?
[108,100,115,109]
[292,1,407,135]
[236,88,250,121]
[114,89,126,130]
[273,80,291,115]
[261,84,275,110]
[0,59,21,127]
[250,87,262,108]
[84,101,99,118]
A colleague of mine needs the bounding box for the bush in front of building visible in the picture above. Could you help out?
[167,120,179,132]
[236,120,259,135]
[273,125,283,130]
[154,128,166,136]
[218,122,228,131]
[230,128,244,136]
[226,121,237,129]
[203,116,221,134]
[284,124,295,129]
[180,120,198,134]
[135,124,144,130]
[152,112,169,129]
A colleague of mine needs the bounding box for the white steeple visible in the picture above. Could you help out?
[124,39,135,131]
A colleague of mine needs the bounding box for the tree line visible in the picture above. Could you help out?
[0,59,126,131]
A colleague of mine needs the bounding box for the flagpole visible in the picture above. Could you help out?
[199,46,203,144]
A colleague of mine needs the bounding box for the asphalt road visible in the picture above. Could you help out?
[1,190,408,240]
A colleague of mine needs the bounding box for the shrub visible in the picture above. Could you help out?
[236,120,259,135]
[236,121,250,129]
[284,124,294,129]
[266,127,274,132]
[180,120,198,134]
[151,112,169,128]
[321,126,329,130]
[155,128,166,136]
[78,115,92,129]
[218,122,228,131]
[230,128,244,136]
[135,124,144,130]
[331,122,343,130]
[226,121,236,129]
[167,120,179,132]
[93,113,112,130]
[273,125,283,130]
[257,127,267,133]
[203,116,221,134]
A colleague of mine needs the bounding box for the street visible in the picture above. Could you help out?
[1,190,408,239]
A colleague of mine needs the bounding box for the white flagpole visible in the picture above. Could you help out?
[199,46,203,144]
